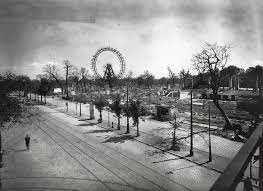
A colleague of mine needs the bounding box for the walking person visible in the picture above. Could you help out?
[25,134,30,150]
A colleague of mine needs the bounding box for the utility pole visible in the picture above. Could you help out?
[208,103,212,162]
[126,83,130,134]
[189,90,193,156]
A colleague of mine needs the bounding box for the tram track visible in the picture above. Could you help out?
[35,114,189,191]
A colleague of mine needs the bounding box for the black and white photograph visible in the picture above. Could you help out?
[0,0,263,190]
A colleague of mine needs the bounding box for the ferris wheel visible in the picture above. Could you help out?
[91,47,126,79]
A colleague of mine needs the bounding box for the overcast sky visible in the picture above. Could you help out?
[0,0,262,78]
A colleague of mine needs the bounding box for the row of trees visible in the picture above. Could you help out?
[35,58,263,100]
[93,94,146,136]
[192,64,263,91]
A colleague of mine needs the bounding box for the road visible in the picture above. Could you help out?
[1,104,223,191]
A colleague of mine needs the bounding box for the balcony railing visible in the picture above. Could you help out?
[209,122,263,191]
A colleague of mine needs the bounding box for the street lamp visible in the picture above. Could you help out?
[189,90,194,156]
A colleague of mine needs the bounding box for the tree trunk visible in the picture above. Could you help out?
[79,103,81,116]
[229,76,233,90]
[237,75,240,90]
[99,110,102,122]
[126,117,129,133]
[136,121,139,136]
[213,99,232,129]
[90,103,94,119]
[117,117,120,130]
[172,127,176,149]
[256,75,259,92]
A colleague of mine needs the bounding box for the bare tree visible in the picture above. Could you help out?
[130,100,146,136]
[179,69,191,89]
[167,67,177,87]
[70,68,81,93]
[94,95,107,123]
[109,94,122,130]
[63,60,73,98]
[192,42,232,129]
[141,70,154,88]
[169,114,180,151]
[79,67,89,93]
[43,64,64,93]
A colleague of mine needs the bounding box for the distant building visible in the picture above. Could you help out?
[53,88,62,94]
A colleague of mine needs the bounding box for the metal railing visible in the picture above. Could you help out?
[210,122,263,191]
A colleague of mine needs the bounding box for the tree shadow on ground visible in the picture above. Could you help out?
[77,122,99,127]
[78,118,94,121]
[14,149,27,152]
[83,129,113,134]
[145,149,166,157]
[103,134,134,143]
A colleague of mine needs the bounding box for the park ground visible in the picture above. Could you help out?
[0,97,253,191]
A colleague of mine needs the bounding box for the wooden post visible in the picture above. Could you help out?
[208,103,212,162]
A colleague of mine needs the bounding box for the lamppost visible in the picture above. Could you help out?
[189,90,194,156]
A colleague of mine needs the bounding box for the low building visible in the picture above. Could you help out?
[53,88,62,95]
